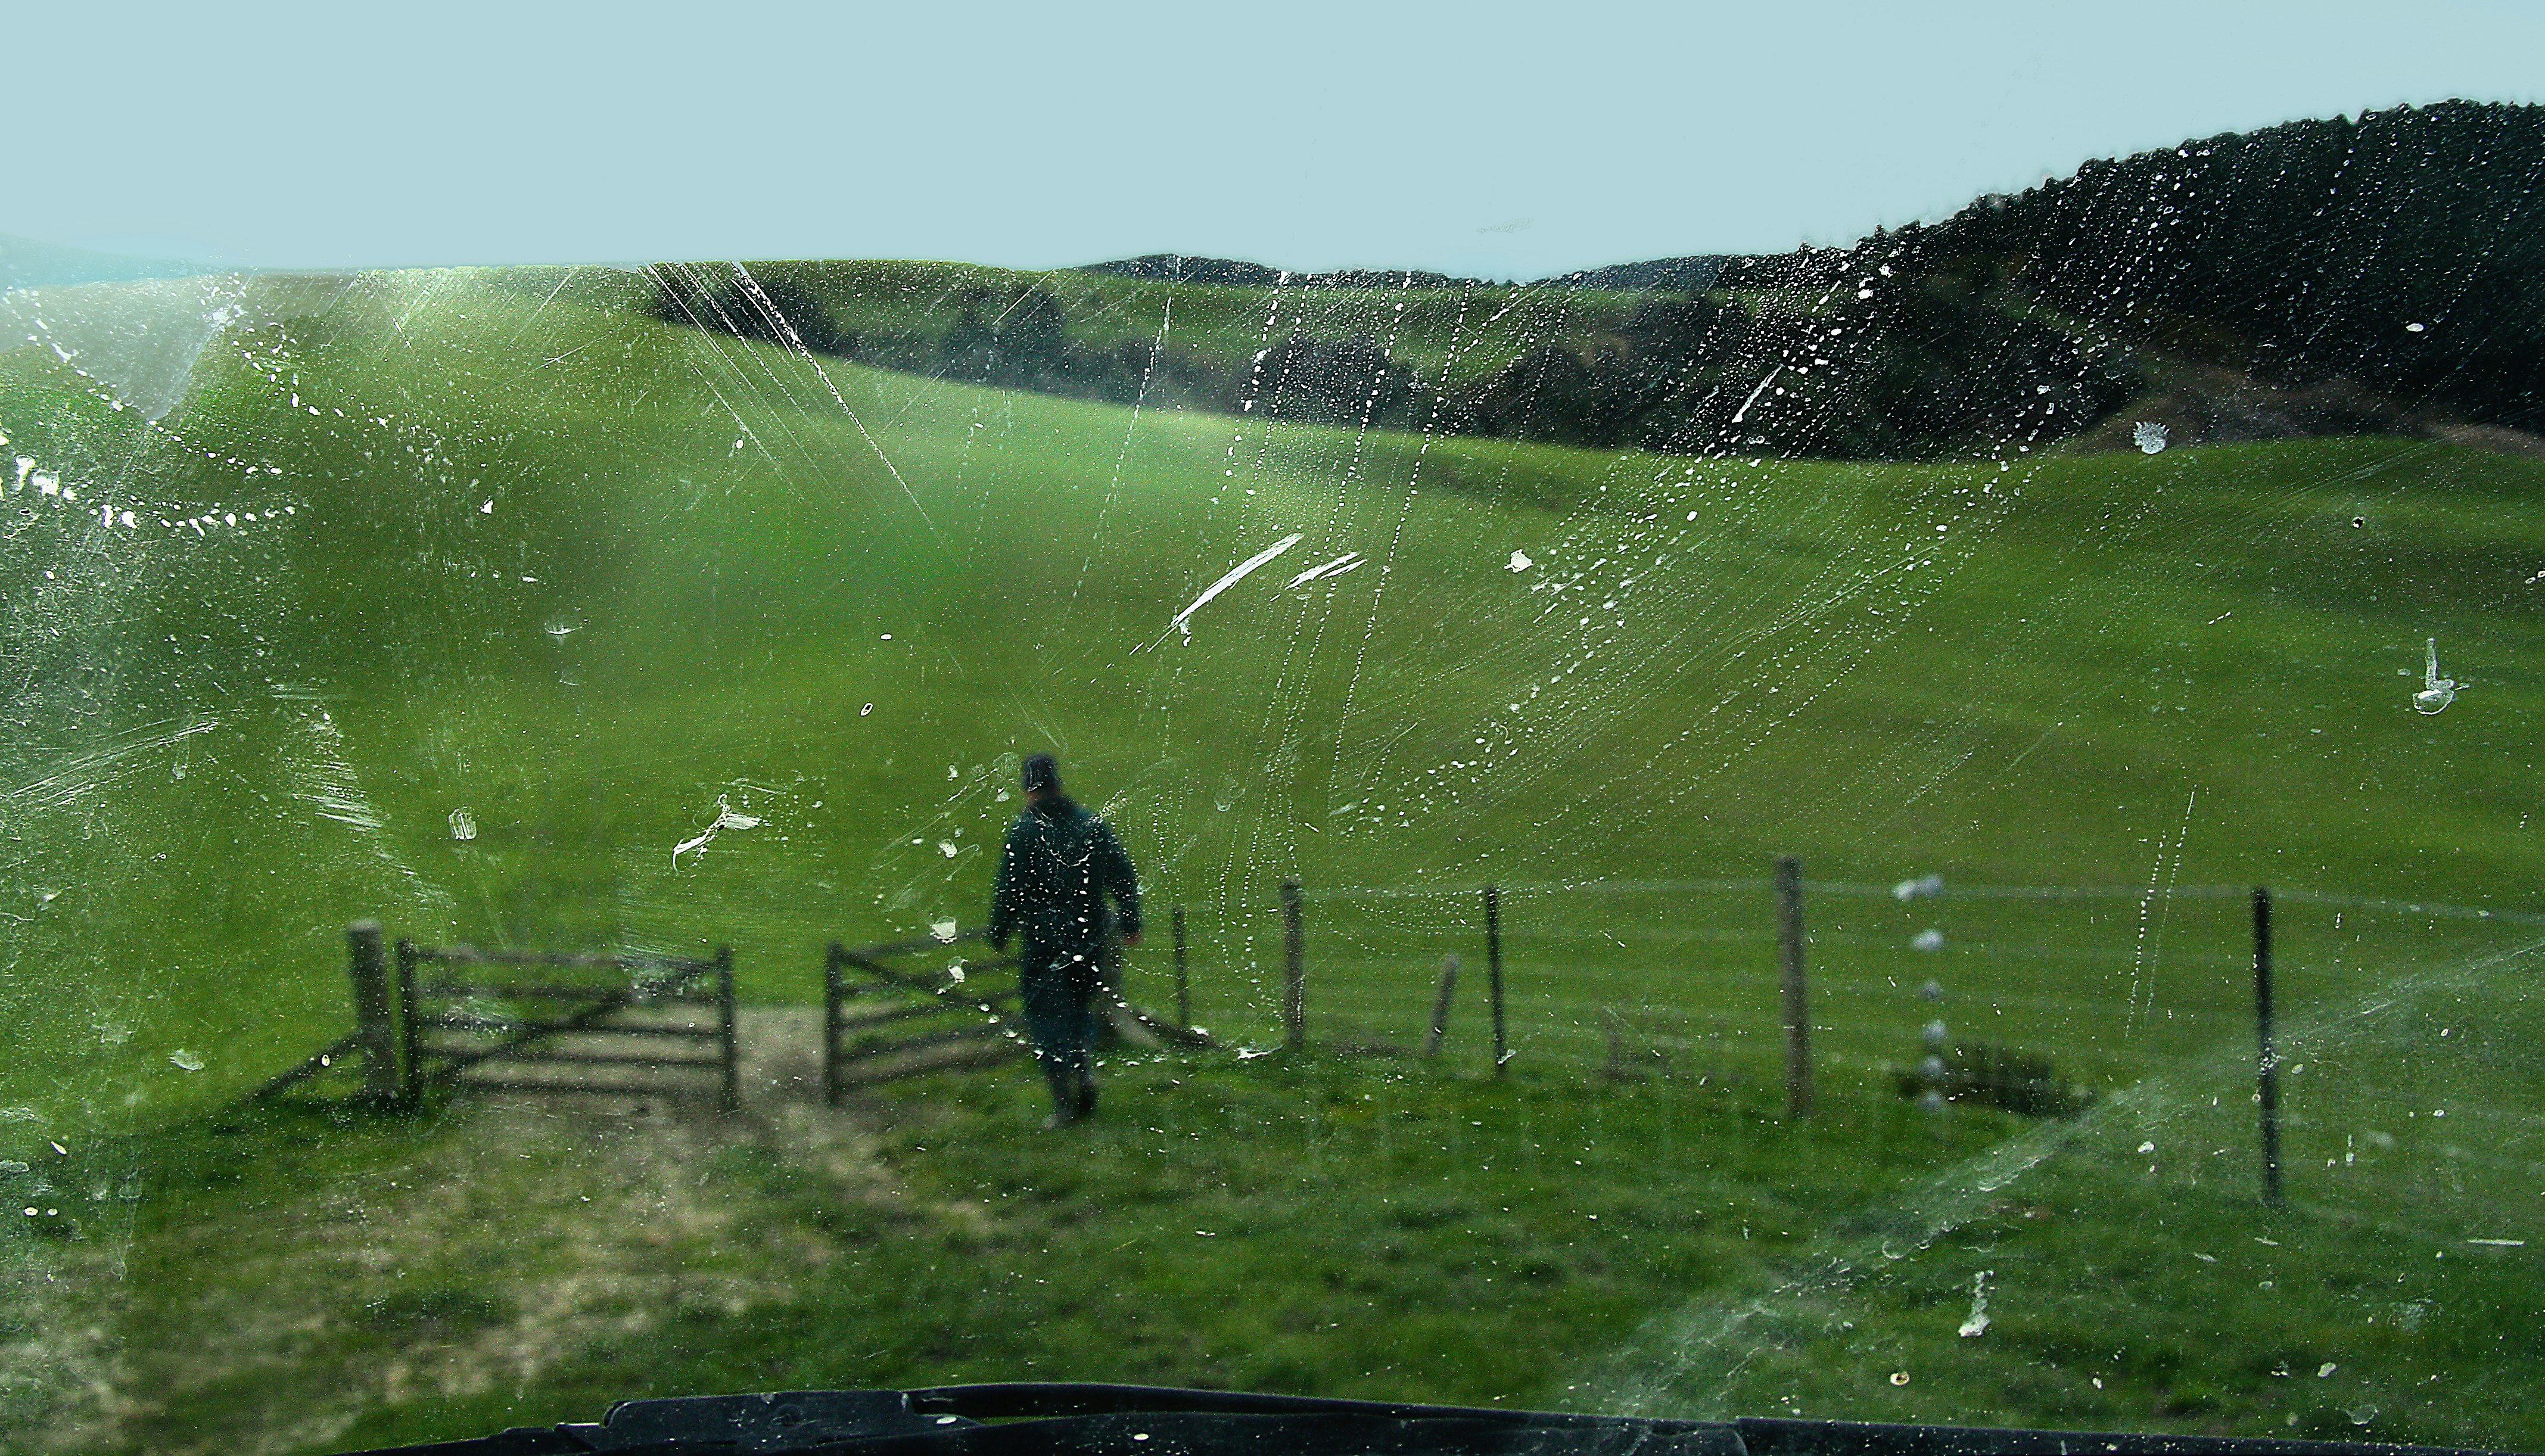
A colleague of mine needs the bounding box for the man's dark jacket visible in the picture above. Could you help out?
[988,799,1141,953]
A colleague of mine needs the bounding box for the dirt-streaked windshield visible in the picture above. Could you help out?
[5,44,2544,1456]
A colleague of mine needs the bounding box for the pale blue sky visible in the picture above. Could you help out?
[13,0,2544,278]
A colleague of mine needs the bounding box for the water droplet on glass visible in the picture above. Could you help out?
[1911,928,1945,952]
[1507,550,1533,572]
[1956,1270,1992,1337]
[169,1050,204,1072]
[2133,421,2168,454]
[2414,637,2456,714]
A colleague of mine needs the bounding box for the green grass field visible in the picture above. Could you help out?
[602,257,1657,391]
[1,266,2540,1454]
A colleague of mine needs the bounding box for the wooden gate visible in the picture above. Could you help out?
[397,941,739,1110]
[822,931,1025,1103]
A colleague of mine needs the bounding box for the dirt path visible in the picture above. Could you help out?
[18,1006,1001,1456]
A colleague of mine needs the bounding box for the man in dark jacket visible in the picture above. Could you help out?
[988,753,1141,1127]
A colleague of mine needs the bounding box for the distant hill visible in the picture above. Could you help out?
[1081,253,1495,289]
[1078,251,1731,293]
[1888,98,2545,439]
[651,100,2545,462]
[1533,255,1728,291]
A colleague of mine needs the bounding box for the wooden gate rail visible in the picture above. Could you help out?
[398,941,738,1111]
[823,931,1025,1103]
[244,1031,369,1104]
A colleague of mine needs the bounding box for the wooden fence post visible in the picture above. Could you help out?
[2254,887,2283,1207]
[394,938,422,1107]
[714,946,739,1113]
[1777,856,1813,1118]
[1172,906,1191,1029]
[1281,881,1305,1050]
[346,921,398,1103]
[822,943,845,1107]
[1424,954,1460,1057]
[1485,885,1507,1077]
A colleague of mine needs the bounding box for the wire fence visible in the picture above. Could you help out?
[272,869,2544,1241]
[1154,875,2543,1066]
[1134,870,2545,1231]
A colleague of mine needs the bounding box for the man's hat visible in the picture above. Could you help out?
[1021,753,1060,794]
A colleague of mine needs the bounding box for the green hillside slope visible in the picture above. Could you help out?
[4,266,2540,1127]
[6,266,2544,1454]
[625,103,2545,466]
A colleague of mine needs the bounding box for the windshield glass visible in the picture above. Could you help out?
[5,21,2544,1456]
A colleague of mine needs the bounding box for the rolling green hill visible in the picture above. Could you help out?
[5,265,2541,1129]
[625,102,2545,468]
[5,262,2544,1452]
[634,253,1656,418]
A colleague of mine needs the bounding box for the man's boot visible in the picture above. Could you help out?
[1040,1062,1079,1128]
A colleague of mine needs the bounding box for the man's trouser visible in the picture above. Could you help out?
[1018,940,1102,1112]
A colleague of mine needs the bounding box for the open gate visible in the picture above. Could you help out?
[821,931,1026,1103]
[397,941,739,1110]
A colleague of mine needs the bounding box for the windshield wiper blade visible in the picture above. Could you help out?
[362,1390,959,1455]
[344,1383,2531,1456]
